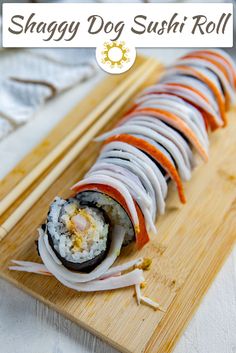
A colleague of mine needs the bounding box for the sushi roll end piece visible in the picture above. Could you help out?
[43,191,135,273]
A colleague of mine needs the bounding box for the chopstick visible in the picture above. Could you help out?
[0,58,160,241]
[0,57,153,217]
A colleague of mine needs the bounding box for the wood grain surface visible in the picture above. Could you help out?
[0,64,235,353]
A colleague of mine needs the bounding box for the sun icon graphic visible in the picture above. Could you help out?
[101,41,130,69]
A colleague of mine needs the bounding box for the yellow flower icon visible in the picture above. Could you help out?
[101,41,130,68]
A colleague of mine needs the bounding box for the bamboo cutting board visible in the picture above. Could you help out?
[0,60,236,353]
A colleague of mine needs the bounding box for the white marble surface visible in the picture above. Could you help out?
[0,49,236,353]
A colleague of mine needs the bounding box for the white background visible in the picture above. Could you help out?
[0,48,236,353]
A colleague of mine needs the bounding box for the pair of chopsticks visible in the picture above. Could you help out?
[0,57,161,241]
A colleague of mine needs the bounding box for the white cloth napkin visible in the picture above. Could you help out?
[0,3,97,141]
[0,48,96,141]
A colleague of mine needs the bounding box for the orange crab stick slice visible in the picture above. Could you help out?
[202,49,236,89]
[71,183,150,249]
[121,108,209,162]
[104,134,186,204]
[190,50,236,87]
[163,82,222,129]
[180,54,233,110]
[138,85,220,131]
[183,52,232,87]
[169,66,227,126]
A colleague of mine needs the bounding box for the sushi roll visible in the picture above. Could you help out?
[42,188,138,273]
[44,196,111,272]
[10,49,236,307]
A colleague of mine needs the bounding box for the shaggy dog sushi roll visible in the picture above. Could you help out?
[10,50,236,309]
[43,190,135,272]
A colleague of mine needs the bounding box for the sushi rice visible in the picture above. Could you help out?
[47,197,109,265]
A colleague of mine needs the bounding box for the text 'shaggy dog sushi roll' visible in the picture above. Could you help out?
[10,50,236,309]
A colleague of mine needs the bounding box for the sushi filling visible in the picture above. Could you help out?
[46,197,109,266]
[76,190,135,245]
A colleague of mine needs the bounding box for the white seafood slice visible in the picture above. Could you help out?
[100,141,168,201]
[9,266,51,275]
[131,133,181,187]
[140,83,222,127]
[96,125,191,181]
[124,117,194,169]
[187,50,235,89]
[132,101,209,153]
[208,49,236,88]
[164,66,225,104]
[205,55,233,87]
[87,168,156,233]
[38,225,126,283]
[10,258,145,281]
[38,226,144,291]
[50,267,144,292]
[135,93,208,143]
[176,58,235,105]
[43,228,62,265]
[97,129,174,166]
[97,152,165,217]
[91,158,157,220]
[160,75,219,114]
[88,162,152,209]
[9,260,51,274]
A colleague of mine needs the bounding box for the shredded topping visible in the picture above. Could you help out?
[137,257,152,271]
